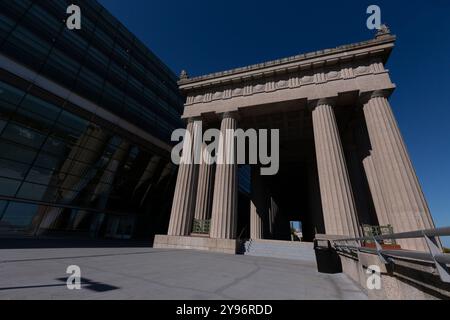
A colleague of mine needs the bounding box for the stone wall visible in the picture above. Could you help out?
[335,251,450,300]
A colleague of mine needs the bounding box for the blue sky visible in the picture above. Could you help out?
[99,0,450,239]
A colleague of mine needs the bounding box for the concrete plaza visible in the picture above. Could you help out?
[0,246,366,300]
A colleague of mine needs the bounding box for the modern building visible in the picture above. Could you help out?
[156,25,437,253]
[0,0,185,239]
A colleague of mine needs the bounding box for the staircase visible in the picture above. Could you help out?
[243,239,316,263]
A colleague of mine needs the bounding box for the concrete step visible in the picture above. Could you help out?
[243,239,316,262]
[244,252,316,262]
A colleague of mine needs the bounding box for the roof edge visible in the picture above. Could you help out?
[178,34,396,86]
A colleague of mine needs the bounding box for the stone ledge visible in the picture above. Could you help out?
[153,235,240,254]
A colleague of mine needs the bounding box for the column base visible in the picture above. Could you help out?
[153,234,241,254]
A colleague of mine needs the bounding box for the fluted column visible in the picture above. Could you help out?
[307,161,325,235]
[210,113,238,239]
[194,143,216,221]
[250,166,266,239]
[362,153,390,226]
[167,119,201,236]
[363,92,435,250]
[312,99,360,237]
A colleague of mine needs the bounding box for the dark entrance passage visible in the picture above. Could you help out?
[266,161,324,242]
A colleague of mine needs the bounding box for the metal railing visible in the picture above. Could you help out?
[192,219,210,234]
[330,226,450,283]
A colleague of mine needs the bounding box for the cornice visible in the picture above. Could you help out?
[178,34,396,90]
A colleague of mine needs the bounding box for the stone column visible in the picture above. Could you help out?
[307,161,325,236]
[210,113,238,239]
[194,143,215,221]
[250,166,267,239]
[363,92,435,250]
[312,99,360,237]
[167,118,201,236]
[346,144,374,226]
[362,153,390,226]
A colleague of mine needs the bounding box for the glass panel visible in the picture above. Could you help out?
[42,135,69,156]
[0,176,21,196]
[0,200,7,218]
[43,48,81,88]
[0,81,25,105]
[25,166,54,185]
[1,121,46,148]
[34,152,63,170]
[0,201,38,229]
[16,182,49,201]
[24,3,60,38]
[0,140,38,164]
[54,111,88,135]
[0,118,6,132]
[19,94,60,122]
[4,25,51,67]
[15,107,55,130]
[0,158,29,180]
[0,13,15,40]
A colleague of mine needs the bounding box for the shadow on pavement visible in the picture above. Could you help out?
[0,237,153,249]
[0,278,119,293]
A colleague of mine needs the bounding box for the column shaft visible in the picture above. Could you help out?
[194,143,215,221]
[209,115,238,239]
[250,166,266,239]
[363,94,435,250]
[362,153,390,226]
[312,101,360,237]
[167,120,200,236]
[307,162,325,235]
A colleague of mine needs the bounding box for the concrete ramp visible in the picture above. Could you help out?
[243,239,316,263]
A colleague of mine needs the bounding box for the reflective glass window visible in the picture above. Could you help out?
[54,111,88,135]
[0,99,16,119]
[93,27,114,52]
[34,151,63,170]
[77,67,104,94]
[25,166,54,185]
[0,13,15,43]
[0,176,21,196]
[15,107,55,131]
[1,122,46,149]
[42,135,69,157]
[0,200,7,218]
[58,28,88,60]
[101,82,124,114]
[20,94,60,121]
[0,81,25,105]
[4,25,51,67]
[0,201,38,229]
[25,3,60,38]
[0,158,29,180]
[0,0,32,19]
[86,46,109,72]
[0,140,38,164]
[0,118,6,132]
[43,48,81,88]
[16,182,49,201]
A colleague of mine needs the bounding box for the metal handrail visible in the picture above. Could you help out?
[328,226,450,283]
[334,226,450,243]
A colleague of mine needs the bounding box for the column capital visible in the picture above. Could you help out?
[219,111,240,121]
[186,116,202,124]
[360,90,391,105]
[309,97,336,111]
